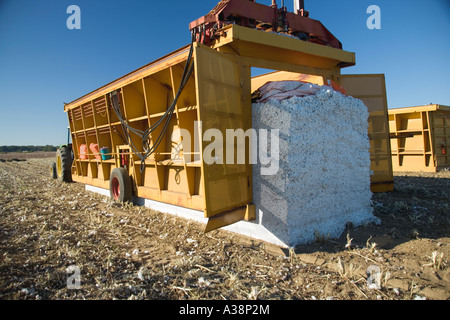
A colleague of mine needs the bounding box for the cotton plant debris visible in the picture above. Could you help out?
[252,83,379,246]
[0,155,449,300]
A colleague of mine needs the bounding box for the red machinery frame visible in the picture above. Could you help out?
[189,0,342,49]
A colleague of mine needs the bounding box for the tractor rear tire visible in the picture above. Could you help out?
[109,167,132,203]
[56,146,73,183]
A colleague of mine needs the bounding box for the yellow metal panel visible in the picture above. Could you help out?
[122,81,146,120]
[392,155,437,172]
[204,204,256,233]
[340,74,394,190]
[194,44,252,218]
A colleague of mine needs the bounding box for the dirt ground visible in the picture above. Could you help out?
[0,157,448,300]
[0,152,55,161]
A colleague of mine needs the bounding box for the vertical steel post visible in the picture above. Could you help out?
[294,0,305,13]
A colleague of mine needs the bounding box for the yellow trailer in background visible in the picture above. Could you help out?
[388,104,450,172]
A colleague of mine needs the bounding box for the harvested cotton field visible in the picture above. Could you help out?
[252,83,378,247]
[0,152,54,161]
[0,157,449,300]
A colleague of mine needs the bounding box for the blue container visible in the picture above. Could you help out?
[100,147,111,160]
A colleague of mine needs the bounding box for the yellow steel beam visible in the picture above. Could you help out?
[204,204,256,233]
[388,104,450,115]
[212,24,355,70]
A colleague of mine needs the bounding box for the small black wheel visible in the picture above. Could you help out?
[50,162,58,179]
[56,146,73,182]
[109,167,132,203]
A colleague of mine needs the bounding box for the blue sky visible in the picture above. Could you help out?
[0,0,449,146]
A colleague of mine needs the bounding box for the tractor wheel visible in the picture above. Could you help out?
[50,162,58,179]
[56,146,73,183]
[109,167,132,203]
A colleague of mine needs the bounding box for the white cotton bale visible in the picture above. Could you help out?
[252,84,379,246]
